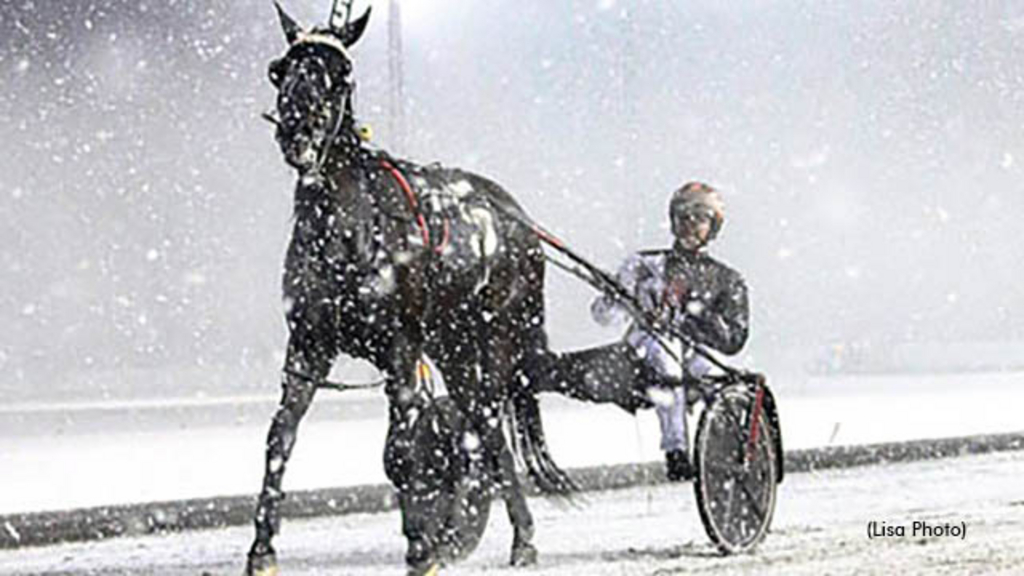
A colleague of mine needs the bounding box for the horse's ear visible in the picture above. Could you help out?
[274,1,302,44]
[338,6,371,48]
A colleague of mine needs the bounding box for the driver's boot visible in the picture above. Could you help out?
[665,449,694,482]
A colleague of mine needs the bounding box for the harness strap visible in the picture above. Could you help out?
[436,218,451,254]
[379,159,451,255]
[380,160,430,248]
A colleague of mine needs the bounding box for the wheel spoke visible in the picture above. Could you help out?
[719,479,739,540]
[718,400,748,433]
[734,442,771,528]
[703,456,746,475]
[697,388,778,553]
[736,477,766,522]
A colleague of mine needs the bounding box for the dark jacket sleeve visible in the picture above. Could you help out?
[683,270,749,355]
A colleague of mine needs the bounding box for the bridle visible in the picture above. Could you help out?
[271,47,361,178]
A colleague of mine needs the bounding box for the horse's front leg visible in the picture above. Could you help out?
[246,334,332,576]
[380,331,437,575]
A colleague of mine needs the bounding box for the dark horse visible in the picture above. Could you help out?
[246,3,572,575]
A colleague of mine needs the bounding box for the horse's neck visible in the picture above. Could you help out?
[291,149,377,267]
[293,151,364,215]
[327,149,368,195]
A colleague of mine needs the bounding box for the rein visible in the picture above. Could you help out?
[311,94,352,176]
[482,199,740,377]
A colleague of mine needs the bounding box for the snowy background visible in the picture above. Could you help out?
[3,1,1024,405]
[2,1,1024,517]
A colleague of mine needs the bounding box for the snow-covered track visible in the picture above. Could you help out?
[2,431,1022,551]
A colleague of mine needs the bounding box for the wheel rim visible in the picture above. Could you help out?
[696,390,776,553]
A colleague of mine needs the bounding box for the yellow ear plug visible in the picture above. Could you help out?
[358,123,373,142]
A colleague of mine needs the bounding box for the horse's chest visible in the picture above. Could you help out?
[285,229,391,318]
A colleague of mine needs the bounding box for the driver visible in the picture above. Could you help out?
[530,182,749,481]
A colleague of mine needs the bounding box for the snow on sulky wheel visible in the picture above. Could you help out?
[693,384,777,555]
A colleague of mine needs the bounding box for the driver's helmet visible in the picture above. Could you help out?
[668,182,725,242]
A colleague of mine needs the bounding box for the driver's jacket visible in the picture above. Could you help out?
[591,246,749,378]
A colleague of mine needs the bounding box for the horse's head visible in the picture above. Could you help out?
[268,2,371,173]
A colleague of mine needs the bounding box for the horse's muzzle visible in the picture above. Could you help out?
[278,127,319,171]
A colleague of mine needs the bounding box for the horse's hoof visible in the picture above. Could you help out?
[245,550,279,576]
[406,562,440,576]
[510,543,538,567]
[434,543,456,564]
[406,539,440,576]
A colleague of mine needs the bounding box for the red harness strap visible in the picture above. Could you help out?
[380,160,432,250]
[380,160,452,255]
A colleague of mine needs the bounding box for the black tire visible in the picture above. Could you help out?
[693,385,777,555]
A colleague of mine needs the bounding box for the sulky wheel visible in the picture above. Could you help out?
[693,384,777,555]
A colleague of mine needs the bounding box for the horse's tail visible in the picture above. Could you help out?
[503,215,577,496]
[509,388,578,496]
[509,323,579,497]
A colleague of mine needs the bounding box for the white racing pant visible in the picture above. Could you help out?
[636,334,713,453]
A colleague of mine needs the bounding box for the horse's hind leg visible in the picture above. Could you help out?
[246,337,330,575]
[433,327,536,567]
[494,421,538,566]
[480,320,538,566]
